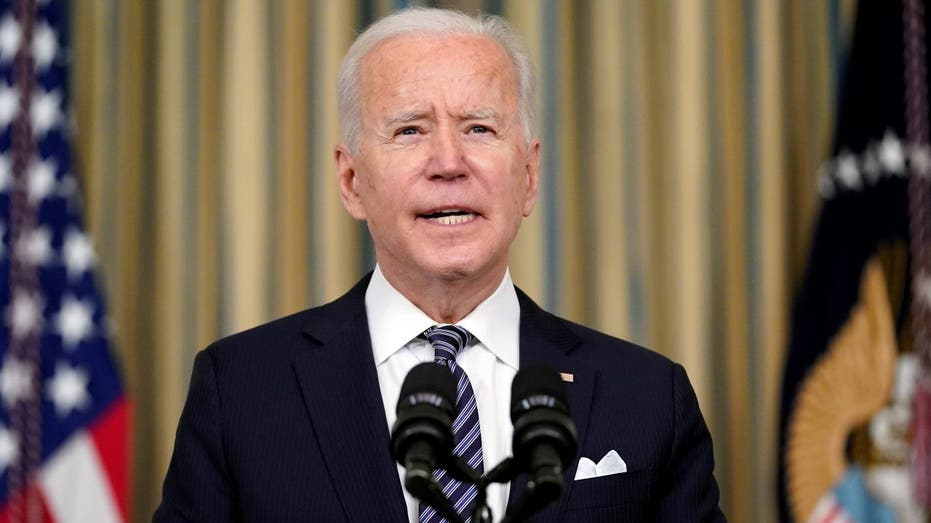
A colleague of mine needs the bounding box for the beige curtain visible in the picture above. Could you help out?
[71,1,858,521]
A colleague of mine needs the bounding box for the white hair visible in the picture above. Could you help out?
[337,7,536,151]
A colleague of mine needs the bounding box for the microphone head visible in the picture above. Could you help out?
[510,365,570,422]
[510,365,578,471]
[390,362,456,467]
[398,362,456,414]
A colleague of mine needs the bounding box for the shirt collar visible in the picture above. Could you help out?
[365,265,520,370]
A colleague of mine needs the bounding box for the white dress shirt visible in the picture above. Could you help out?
[366,265,520,523]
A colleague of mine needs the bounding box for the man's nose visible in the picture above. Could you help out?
[427,128,467,180]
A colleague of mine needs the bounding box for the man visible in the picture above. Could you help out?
[155,7,724,522]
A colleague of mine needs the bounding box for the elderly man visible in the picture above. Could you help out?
[155,7,724,523]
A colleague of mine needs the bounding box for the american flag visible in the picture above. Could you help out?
[0,0,129,522]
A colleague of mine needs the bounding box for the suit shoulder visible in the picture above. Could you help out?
[202,308,315,365]
[560,316,675,371]
[516,286,676,375]
[202,273,371,365]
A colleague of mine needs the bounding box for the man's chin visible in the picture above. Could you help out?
[378,249,506,288]
[424,263,481,282]
[422,258,508,285]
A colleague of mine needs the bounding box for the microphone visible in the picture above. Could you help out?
[389,362,464,523]
[504,365,578,522]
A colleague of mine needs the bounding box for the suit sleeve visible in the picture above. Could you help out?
[656,363,726,522]
[153,349,237,523]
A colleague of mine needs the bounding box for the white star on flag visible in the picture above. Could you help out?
[879,129,905,174]
[0,15,19,63]
[0,425,17,473]
[8,291,42,338]
[15,225,52,266]
[31,88,62,136]
[0,355,33,408]
[54,295,95,349]
[32,22,56,69]
[47,361,91,418]
[28,158,56,202]
[836,151,861,189]
[0,83,17,128]
[63,228,96,279]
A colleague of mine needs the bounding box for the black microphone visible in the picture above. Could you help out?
[389,362,464,523]
[504,365,578,522]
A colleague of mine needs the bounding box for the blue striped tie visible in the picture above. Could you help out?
[419,325,484,523]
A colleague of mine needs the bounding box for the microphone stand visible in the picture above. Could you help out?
[475,457,518,523]
[416,455,512,523]
[418,456,558,523]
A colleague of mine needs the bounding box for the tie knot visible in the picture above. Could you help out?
[423,325,474,363]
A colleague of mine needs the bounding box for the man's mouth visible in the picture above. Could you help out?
[419,209,477,225]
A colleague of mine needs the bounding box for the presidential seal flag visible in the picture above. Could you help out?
[778,0,930,521]
[0,0,129,522]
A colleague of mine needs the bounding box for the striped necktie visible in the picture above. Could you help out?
[419,325,484,523]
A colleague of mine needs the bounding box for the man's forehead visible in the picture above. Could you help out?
[355,33,519,120]
[359,32,513,80]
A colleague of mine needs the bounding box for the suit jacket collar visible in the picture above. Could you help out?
[294,275,598,522]
[506,288,598,522]
[293,273,409,522]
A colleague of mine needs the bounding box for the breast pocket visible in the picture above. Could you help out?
[562,470,656,522]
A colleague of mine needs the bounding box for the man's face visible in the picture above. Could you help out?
[337,34,540,288]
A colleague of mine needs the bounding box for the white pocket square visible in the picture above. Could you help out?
[573,450,627,481]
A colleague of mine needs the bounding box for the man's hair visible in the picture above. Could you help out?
[337,7,536,151]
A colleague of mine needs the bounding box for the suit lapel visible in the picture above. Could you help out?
[506,289,598,522]
[292,275,407,522]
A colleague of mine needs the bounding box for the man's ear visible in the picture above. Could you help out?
[335,144,367,220]
[522,139,541,217]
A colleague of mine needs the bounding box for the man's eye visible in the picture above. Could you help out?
[470,125,490,134]
[398,127,420,136]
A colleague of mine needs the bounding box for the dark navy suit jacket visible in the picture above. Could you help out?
[154,275,725,522]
